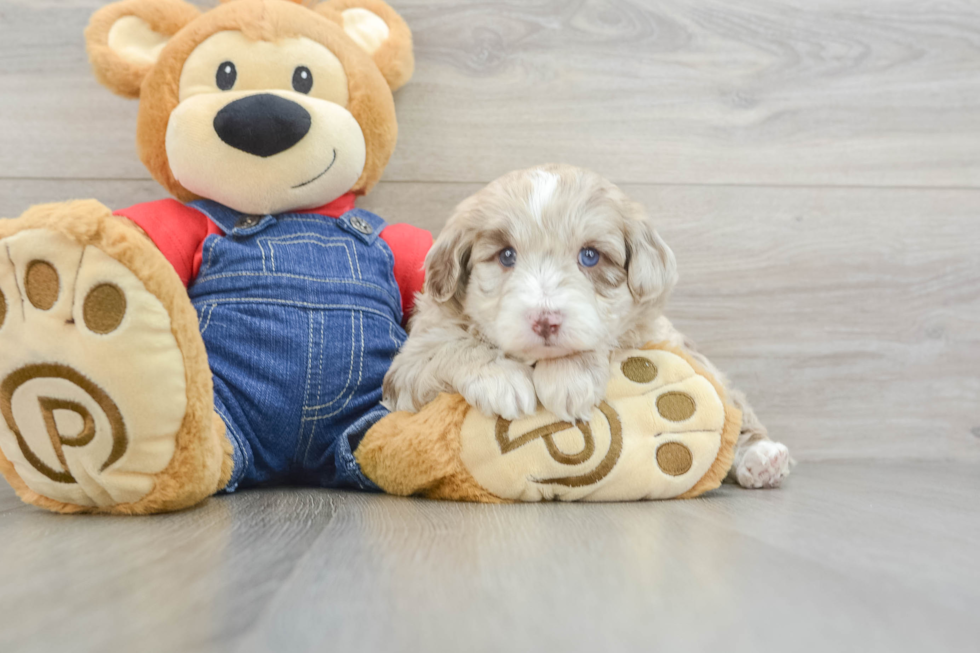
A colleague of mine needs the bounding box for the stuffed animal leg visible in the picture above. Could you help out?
[0,201,231,514]
[357,344,741,502]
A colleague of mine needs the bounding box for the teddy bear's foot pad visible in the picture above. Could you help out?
[0,228,188,508]
[458,346,739,502]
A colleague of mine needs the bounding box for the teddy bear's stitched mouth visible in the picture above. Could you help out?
[291,148,338,189]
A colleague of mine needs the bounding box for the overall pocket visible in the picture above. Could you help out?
[258,233,363,282]
[302,308,364,417]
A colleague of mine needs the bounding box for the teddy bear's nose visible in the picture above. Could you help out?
[213,93,312,158]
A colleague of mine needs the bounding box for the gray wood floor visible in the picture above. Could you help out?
[1,1,979,651]
[1,462,978,653]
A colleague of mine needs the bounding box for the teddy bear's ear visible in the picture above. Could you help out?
[318,0,415,91]
[85,0,200,99]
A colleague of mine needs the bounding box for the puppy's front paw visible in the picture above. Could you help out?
[533,355,609,423]
[735,441,792,488]
[457,359,537,421]
[386,390,422,414]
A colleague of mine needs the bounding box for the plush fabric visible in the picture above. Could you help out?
[113,198,222,286]
[0,0,422,514]
[0,201,230,514]
[1,0,738,515]
[115,194,431,320]
[356,393,506,503]
[323,0,415,91]
[85,0,408,203]
[85,0,201,99]
[357,344,741,503]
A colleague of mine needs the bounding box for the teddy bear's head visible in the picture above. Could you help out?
[85,0,413,215]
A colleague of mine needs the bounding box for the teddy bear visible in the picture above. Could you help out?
[0,0,740,514]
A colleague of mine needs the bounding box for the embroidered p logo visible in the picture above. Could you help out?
[458,347,734,502]
[0,363,128,484]
[494,401,623,488]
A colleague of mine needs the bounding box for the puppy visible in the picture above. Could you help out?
[384,164,791,488]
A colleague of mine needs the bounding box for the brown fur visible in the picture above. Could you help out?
[360,342,739,503]
[322,0,415,91]
[651,343,742,500]
[0,201,230,514]
[357,393,506,503]
[85,0,202,99]
[85,0,412,202]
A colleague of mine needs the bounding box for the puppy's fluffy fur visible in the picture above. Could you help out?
[384,164,792,488]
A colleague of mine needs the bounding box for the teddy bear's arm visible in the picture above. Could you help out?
[114,199,222,287]
[378,223,432,324]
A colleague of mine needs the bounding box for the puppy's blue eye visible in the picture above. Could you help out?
[579,247,600,267]
[499,247,517,268]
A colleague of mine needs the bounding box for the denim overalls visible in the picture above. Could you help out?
[186,200,406,492]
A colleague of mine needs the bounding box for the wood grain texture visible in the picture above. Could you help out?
[1,462,977,653]
[3,179,978,462]
[2,0,980,186]
[0,488,338,653]
[1,2,978,651]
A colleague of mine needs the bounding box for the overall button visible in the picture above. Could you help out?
[350,216,373,235]
[236,215,261,229]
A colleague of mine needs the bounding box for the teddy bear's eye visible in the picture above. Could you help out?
[292,66,313,94]
[216,61,237,91]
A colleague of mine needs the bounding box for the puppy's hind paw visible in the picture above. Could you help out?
[734,440,792,489]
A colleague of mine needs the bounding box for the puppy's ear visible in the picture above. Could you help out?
[623,207,678,306]
[424,220,474,304]
[319,0,415,91]
[86,0,200,98]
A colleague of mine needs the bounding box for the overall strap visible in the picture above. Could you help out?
[333,209,388,246]
[189,200,277,237]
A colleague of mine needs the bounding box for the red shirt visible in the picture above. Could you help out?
[115,193,431,323]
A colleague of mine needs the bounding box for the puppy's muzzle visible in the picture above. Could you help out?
[531,311,563,339]
[213,94,311,158]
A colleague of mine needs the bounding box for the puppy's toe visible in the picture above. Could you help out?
[461,363,537,421]
[483,384,536,421]
[389,393,420,414]
[735,441,792,489]
[537,377,599,423]
[514,379,538,417]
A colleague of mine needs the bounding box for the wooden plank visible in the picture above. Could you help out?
[674,461,980,611]
[2,179,978,461]
[0,487,338,653]
[234,462,980,653]
[2,463,977,653]
[626,183,980,462]
[2,1,980,186]
[0,491,26,515]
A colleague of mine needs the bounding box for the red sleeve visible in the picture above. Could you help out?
[113,199,221,287]
[379,223,432,324]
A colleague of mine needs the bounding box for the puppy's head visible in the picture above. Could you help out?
[426,165,677,361]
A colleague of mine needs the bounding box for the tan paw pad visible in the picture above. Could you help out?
[25,260,60,310]
[459,346,731,502]
[0,229,187,507]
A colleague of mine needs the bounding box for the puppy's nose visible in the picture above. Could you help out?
[213,94,311,158]
[531,312,563,338]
